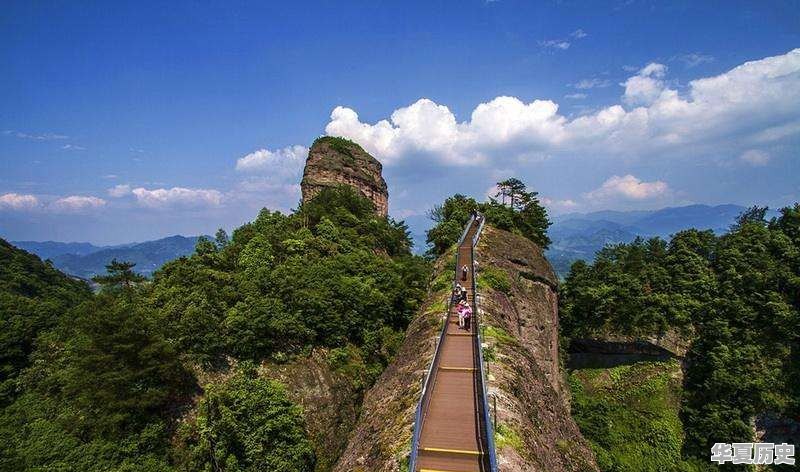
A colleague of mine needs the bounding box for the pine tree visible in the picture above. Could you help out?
[92,259,146,292]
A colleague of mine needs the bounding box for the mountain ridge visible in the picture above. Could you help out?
[11,234,208,279]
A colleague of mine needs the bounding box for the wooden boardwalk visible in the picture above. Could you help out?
[415,219,489,472]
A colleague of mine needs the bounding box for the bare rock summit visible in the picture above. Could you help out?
[301,136,389,216]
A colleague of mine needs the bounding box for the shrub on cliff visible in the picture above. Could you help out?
[426,178,551,255]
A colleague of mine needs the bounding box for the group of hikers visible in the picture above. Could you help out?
[452,283,473,330]
[451,212,481,330]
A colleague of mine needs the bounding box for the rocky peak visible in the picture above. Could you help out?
[301,137,389,217]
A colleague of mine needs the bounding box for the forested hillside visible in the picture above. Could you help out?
[560,204,800,471]
[0,186,429,471]
[0,239,91,404]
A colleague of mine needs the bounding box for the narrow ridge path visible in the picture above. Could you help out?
[415,219,488,472]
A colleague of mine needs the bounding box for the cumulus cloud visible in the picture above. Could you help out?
[622,62,667,106]
[740,149,770,166]
[107,184,132,197]
[324,49,800,167]
[585,175,669,201]
[235,145,307,174]
[50,196,107,212]
[0,193,39,211]
[131,187,223,209]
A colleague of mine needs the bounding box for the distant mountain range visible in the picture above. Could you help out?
[546,204,753,276]
[12,235,206,279]
[401,203,758,276]
[11,204,758,279]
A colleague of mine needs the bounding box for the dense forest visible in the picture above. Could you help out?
[3,173,798,471]
[560,204,800,470]
[0,186,429,471]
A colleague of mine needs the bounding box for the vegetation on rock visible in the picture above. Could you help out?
[561,204,800,469]
[426,178,551,255]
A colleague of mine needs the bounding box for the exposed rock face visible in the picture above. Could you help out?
[301,137,389,216]
[259,350,363,472]
[334,226,598,472]
[476,226,597,471]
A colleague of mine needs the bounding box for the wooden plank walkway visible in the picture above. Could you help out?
[416,220,487,472]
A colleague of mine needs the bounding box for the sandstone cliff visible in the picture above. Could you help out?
[476,226,597,471]
[301,137,389,216]
[334,226,598,472]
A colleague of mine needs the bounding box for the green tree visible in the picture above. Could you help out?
[92,259,146,292]
[215,229,230,249]
[0,239,90,404]
[426,179,551,255]
[177,365,315,472]
[495,178,527,210]
[560,203,800,466]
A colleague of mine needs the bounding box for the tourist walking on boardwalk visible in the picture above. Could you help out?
[457,302,472,330]
[460,284,468,302]
[461,264,469,281]
[457,300,468,329]
[453,284,463,304]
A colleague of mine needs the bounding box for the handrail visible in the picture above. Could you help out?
[471,218,498,471]
[408,215,475,471]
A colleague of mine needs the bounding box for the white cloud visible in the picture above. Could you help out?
[61,144,86,151]
[4,130,68,141]
[131,187,223,209]
[674,53,714,68]
[622,62,667,106]
[0,193,39,211]
[571,29,588,39]
[539,39,570,50]
[50,195,107,212]
[541,197,579,212]
[739,149,770,166]
[585,175,669,201]
[572,78,612,89]
[564,93,587,100]
[324,49,800,167]
[107,184,132,197]
[235,145,307,174]
[539,29,587,51]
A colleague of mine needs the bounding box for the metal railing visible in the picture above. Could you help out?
[470,215,498,471]
[408,215,476,471]
[408,214,497,472]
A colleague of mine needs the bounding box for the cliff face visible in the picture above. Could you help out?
[476,227,597,471]
[259,351,363,472]
[301,137,389,216]
[334,227,598,472]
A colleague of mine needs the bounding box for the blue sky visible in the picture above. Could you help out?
[1,0,799,244]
